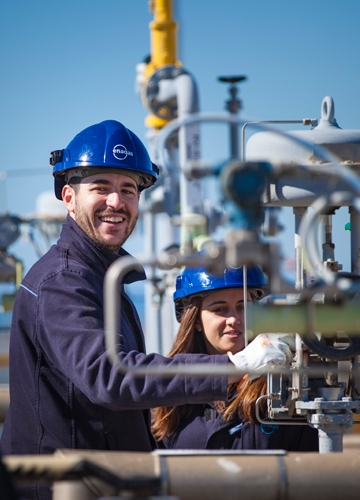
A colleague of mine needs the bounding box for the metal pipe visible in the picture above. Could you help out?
[300,193,360,285]
[243,265,248,347]
[7,450,360,500]
[318,425,344,453]
[255,394,308,426]
[175,73,202,250]
[155,113,343,173]
[241,119,317,161]
[248,301,360,338]
[294,207,307,290]
[349,206,360,275]
[323,214,335,262]
[104,255,240,376]
[105,256,360,376]
[148,0,178,69]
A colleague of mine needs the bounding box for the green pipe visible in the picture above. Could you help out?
[248,301,360,338]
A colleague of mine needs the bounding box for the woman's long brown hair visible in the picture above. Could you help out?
[151,295,267,442]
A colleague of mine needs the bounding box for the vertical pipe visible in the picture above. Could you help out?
[230,123,238,159]
[294,207,307,290]
[350,207,360,275]
[243,265,248,347]
[318,426,343,453]
[143,210,160,353]
[229,86,239,159]
[176,74,202,250]
[149,0,178,68]
[322,214,335,262]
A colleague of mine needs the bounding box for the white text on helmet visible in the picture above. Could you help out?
[113,144,134,161]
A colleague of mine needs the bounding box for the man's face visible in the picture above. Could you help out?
[62,172,140,253]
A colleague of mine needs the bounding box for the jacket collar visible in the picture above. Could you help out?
[58,215,146,284]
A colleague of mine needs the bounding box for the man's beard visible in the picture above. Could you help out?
[73,203,138,253]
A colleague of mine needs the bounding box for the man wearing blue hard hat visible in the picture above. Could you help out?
[1,120,290,500]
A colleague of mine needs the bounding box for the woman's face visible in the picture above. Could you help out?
[199,288,253,355]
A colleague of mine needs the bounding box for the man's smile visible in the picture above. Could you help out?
[98,215,125,223]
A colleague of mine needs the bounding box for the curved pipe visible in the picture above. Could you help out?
[156,113,360,198]
[156,112,360,287]
[299,193,360,286]
[255,394,308,426]
[157,113,338,168]
[104,254,240,376]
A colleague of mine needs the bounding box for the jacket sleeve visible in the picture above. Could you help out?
[36,269,228,410]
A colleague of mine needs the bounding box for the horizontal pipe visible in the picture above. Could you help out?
[248,301,360,338]
[5,450,360,500]
[105,256,360,377]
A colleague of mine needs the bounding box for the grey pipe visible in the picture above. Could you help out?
[5,450,360,500]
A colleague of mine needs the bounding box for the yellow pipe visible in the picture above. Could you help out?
[144,0,182,128]
[147,0,180,75]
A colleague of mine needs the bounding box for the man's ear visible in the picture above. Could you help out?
[62,185,76,216]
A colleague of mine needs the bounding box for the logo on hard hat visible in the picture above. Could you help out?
[113,144,134,161]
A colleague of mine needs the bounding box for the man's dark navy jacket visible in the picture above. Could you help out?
[0,216,228,499]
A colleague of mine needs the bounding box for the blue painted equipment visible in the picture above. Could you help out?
[173,252,268,320]
[50,120,159,199]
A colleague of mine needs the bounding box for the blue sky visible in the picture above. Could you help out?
[1,0,359,277]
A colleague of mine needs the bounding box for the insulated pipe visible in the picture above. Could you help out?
[6,451,360,500]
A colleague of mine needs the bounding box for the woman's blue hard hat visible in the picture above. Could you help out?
[51,120,159,200]
[173,255,269,321]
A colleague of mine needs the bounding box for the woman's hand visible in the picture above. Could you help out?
[227,333,293,382]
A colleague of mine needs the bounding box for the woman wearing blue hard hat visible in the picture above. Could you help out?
[152,255,319,451]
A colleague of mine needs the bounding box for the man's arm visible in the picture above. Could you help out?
[37,270,229,410]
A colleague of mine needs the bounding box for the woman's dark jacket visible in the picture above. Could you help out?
[161,402,319,451]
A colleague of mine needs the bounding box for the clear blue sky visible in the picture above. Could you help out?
[1,0,359,275]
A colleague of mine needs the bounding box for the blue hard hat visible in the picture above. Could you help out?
[51,120,159,200]
[173,257,268,321]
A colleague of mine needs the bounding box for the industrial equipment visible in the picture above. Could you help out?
[3,2,360,499]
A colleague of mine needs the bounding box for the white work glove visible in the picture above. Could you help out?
[228,333,293,382]
[266,333,296,357]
